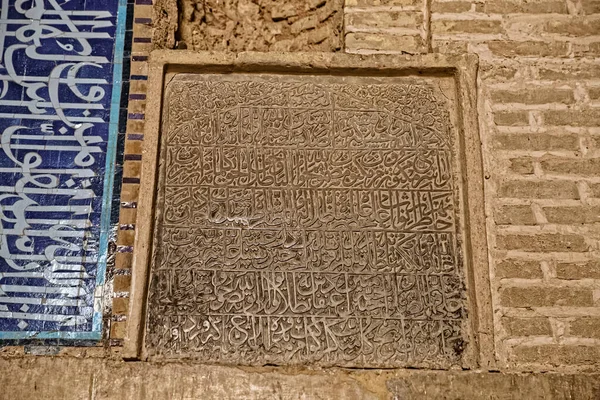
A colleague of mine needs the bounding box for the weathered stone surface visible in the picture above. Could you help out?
[494,205,536,225]
[498,180,580,199]
[512,345,600,367]
[495,259,543,279]
[2,357,599,400]
[570,318,600,339]
[499,286,594,307]
[173,0,343,52]
[0,357,378,400]
[386,370,600,399]
[494,133,579,151]
[345,32,425,53]
[145,71,468,368]
[508,158,535,175]
[496,233,589,252]
[152,0,178,49]
[502,317,552,337]
[483,0,567,14]
[555,261,600,279]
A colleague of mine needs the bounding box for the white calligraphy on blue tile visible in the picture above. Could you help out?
[0,0,114,332]
[0,0,111,127]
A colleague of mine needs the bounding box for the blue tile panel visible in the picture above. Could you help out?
[0,0,127,340]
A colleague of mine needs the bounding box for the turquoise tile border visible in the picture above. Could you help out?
[93,0,129,337]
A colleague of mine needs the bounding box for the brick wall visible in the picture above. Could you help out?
[111,1,153,342]
[346,0,600,370]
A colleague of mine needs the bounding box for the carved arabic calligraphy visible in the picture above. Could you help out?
[146,75,467,367]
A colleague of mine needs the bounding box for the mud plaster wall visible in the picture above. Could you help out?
[153,0,344,51]
[141,0,600,373]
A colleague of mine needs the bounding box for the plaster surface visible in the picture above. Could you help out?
[2,357,599,400]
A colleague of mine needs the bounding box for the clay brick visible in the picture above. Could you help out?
[544,17,600,36]
[345,0,420,5]
[123,160,142,178]
[591,136,600,150]
[132,4,152,20]
[271,3,297,20]
[496,259,543,279]
[544,206,600,224]
[509,158,535,175]
[115,252,133,270]
[503,317,552,336]
[488,41,569,57]
[126,119,145,134]
[308,26,330,44]
[291,15,319,34]
[432,39,469,54]
[132,18,152,37]
[499,286,594,307]
[431,19,503,35]
[345,11,423,30]
[543,110,600,127]
[112,297,129,315]
[345,32,424,52]
[539,64,600,80]
[130,61,148,77]
[431,1,472,13]
[498,180,579,199]
[589,183,600,198]
[124,139,143,155]
[132,41,152,53]
[496,233,589,252]
[570,42,599,58]
[540,157,600,176]
[120,183,140,203]
[495,205,537,225]
[484,0,567,13]
[118,208,137,225]
[113,275,132,292]
[494,111,529,126]
[117,229,135,246]
[586,42,600,56]
[491,88,574,105]
[511,345,600,365]
[570,318,600,338]
[479,64,519,82]
[128,99,146,114]
[115,252,133,271]
[129,79,147,94]
[110,321,127,339]
[555,261,600,279]
[494,133,579,151]
[583,0,600,14]
[589,87,600,100]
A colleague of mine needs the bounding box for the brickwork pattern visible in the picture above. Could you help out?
[111,1,154,341]
[343,0,600,369]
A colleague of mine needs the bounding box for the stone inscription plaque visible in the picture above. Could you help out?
[146,73,468,367]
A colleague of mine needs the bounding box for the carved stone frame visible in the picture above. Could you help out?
[124,51,495,369]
